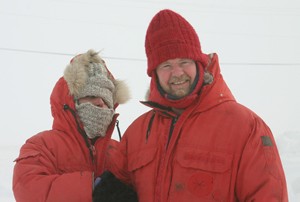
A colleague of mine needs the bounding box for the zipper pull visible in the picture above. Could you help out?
[89,144,96,166]
[90,145,96,157]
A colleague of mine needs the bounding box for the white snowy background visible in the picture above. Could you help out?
[1,0,299,201]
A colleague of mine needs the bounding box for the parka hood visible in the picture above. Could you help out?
[195,53,235,112]
[50,49,131,133]
[143,53,235,113]
[50,77,77,132]
[64,50,130,109]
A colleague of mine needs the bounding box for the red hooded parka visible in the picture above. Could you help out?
[108,54,288,201]
[12,77,118,202]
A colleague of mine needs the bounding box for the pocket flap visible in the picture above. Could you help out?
[128,147,157,171]
[177,148,232,172]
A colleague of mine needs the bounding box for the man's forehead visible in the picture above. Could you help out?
[161,58,193,63]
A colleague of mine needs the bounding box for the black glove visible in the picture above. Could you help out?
[93,171,138,202]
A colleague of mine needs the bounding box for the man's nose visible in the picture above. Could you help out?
[171,65,184,76]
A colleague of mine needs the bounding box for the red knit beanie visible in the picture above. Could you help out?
[145,9,209,76]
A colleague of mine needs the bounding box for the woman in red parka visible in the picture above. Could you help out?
[107,9,288,201]
[12,49,130,202]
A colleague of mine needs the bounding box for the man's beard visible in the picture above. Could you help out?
[167,74,192,98]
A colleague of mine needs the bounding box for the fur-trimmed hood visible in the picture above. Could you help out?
[63,49,130,107]
[50,49,130,135]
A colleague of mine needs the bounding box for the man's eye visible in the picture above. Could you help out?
[181,60,190,64]
[160,64,170,69]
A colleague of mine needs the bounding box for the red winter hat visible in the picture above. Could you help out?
[145,9,209,76]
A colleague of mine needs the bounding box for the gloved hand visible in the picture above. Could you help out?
[94,176,101,188]
[93,171,138,202]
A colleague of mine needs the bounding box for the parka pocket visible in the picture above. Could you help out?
[128,147,157,172]
[127,147,157,197]
[170,148,233,201]
[14,150,41,162]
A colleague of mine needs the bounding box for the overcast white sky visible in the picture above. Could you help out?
[1,0,300,201]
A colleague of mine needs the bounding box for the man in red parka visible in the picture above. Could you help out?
[107,9,288,201]
[12,49,131,202]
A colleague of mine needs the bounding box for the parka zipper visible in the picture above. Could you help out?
[155,114,178,202]
[63,104,95,163]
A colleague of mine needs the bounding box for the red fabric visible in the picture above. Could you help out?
[145,9,209,76]
[12,77,117,202]
[109,54,288,201]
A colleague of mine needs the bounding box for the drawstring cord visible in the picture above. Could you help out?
[116,120,122,141]
[146,111,156,143]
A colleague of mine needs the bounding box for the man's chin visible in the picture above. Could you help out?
[170,90,189,99]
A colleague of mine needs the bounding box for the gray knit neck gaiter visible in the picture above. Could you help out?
[76,102,114,139]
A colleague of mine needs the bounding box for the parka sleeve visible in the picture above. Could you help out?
[105,137,131,185]
[12,140,93,202]
[235,117,288,201]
